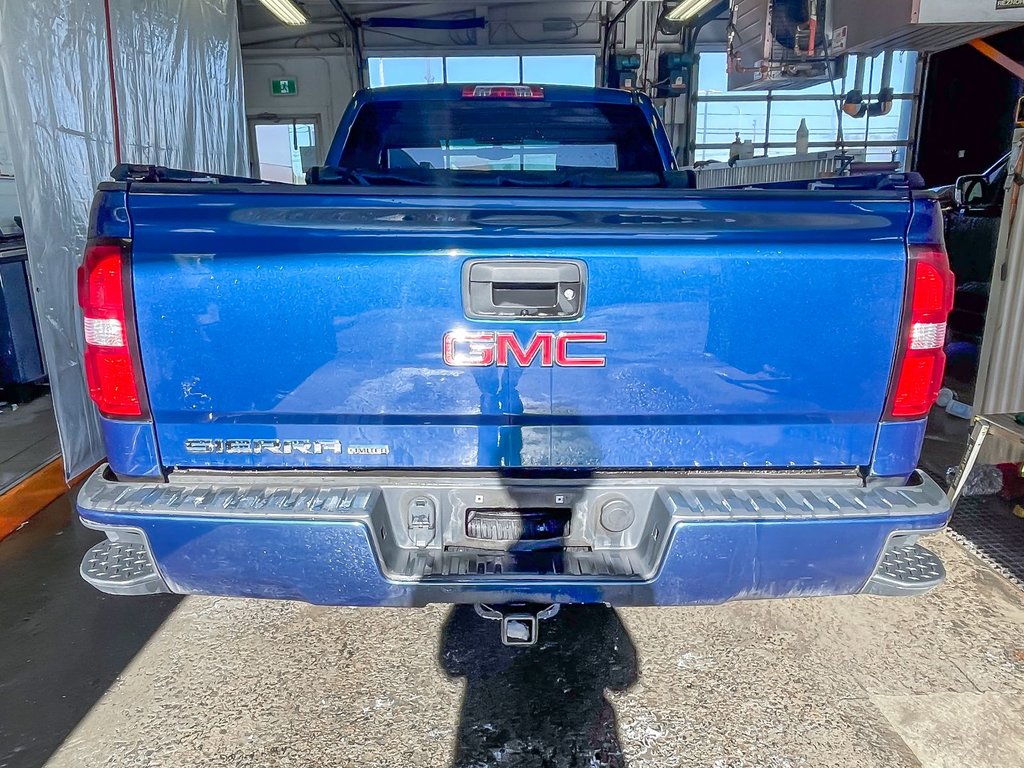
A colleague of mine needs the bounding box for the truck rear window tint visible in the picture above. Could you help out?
[340,100,662,173]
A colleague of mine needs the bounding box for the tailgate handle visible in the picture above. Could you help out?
[463,259,586,320]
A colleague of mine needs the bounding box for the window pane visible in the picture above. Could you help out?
[522,55,596,86]
[839,110,871,145]
[864,146,905,163]
[695,147,731,163]
[368,57,443,88]
[445,56,521,84]
[693,100,767,147]
[799,71,850,96]
[403,144,616,172]
[696,51,728,95]
[768,99,868,148]
[253,122,317,184]
[865,99,914,145]
[695,48,916,167]
[870,51,917,93]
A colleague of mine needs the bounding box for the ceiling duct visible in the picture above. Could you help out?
[831,0,1024,56]
[726,0,1024,92]
[728,0,844,91]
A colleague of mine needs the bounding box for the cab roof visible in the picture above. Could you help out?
[361,83,642,106]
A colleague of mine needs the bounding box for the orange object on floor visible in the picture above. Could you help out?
[0,457,67,541]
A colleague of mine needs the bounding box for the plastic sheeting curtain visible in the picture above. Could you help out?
[0,0,246,479]
[976,129,1024,417]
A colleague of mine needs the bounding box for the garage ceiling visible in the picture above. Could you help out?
[239,1,656,51]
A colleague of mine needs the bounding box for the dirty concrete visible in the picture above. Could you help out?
[0,498,181,768]
[4,497,1024,768]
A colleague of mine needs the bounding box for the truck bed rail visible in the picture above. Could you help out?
[110,163,265,185]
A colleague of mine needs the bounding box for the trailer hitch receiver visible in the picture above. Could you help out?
[474,603,561,647]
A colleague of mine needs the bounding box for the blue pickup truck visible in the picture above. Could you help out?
[78,84,953,645]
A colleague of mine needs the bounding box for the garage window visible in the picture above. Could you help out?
[368,55,596,88]
[693,51,918,166]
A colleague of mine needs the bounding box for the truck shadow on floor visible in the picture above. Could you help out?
[439,604,638,768]
[0,495,182,768]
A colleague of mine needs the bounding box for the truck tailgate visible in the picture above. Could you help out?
[127,187,909,470]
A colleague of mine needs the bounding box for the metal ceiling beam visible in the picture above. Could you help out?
[969,38,1024,81]
[241,21,350,46]
[327,0,366,88]
[242,2,489,42]
[241,1,610,47]
[325,0,586,4]
[346,3,482,19]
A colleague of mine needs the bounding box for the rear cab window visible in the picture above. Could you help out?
[339,95,664,174]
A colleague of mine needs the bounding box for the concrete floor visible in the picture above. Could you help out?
[0,393,60,494]
[4,496,1024,767]
[0,498,181,768]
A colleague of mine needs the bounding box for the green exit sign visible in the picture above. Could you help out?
[271,78,297,96]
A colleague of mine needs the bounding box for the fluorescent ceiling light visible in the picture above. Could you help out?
[666,0,717,22]
[258,0,308,26]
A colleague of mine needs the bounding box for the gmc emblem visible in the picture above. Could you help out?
[443,331,607,368]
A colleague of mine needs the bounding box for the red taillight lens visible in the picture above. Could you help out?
[888,246,955,419]
[78,242,143,418]
[910,260,950,316]
[461,85,544,99]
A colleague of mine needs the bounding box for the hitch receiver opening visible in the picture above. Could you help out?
[474,603,561,647]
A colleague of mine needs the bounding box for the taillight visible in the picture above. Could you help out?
[461,85,544,99]
[77,241,145,418]
[887,246,955,419]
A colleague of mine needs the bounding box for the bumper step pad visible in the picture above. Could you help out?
[80,537,169,596]
[862,540,945,596]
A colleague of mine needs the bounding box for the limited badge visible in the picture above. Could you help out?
[347,444,390,456]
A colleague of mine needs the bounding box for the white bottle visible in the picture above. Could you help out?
[796,118,809,154]
[729,132,742,163]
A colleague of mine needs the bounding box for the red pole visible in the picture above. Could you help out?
[101,0,122,164]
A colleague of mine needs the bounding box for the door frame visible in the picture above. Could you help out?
[245,114,324,181]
